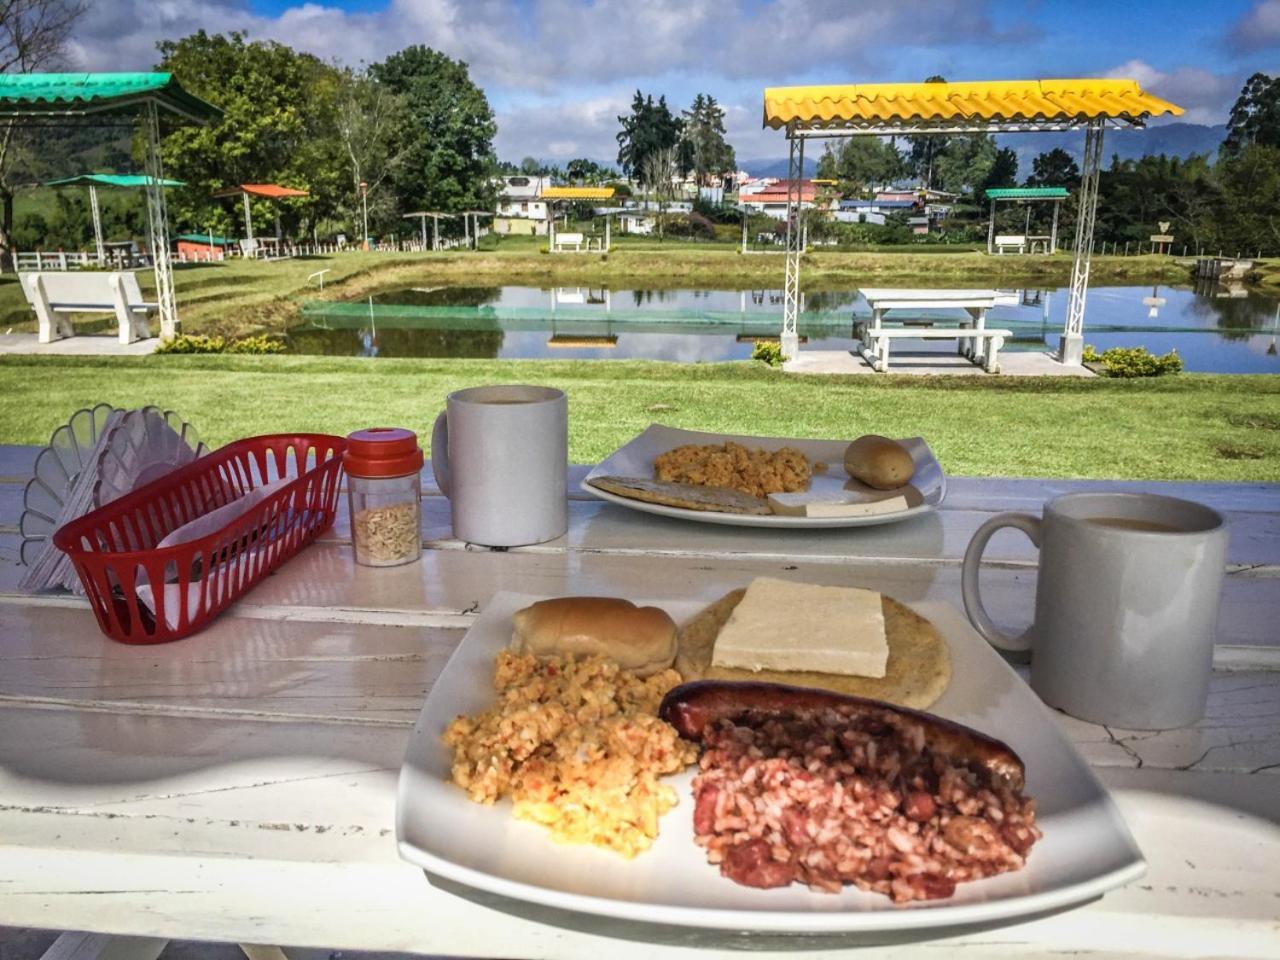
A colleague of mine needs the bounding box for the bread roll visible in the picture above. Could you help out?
[844,435,914,490]
[511,597,678,676]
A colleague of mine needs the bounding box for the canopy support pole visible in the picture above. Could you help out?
[432,215,439,251]
[780,131,804,359]
[419,215,426,248]
[242,191,253,242]
[1061,118,1104,365]
[143,101,178,339]
[986,199,996,255]
[1050,201,1060,254]
[88,184,105,265]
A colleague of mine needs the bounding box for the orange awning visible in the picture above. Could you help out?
[213,183,309,199]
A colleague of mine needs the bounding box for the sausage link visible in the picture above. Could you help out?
[659,680,1025,792]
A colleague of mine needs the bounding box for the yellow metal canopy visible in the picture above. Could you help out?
[541,186,616,200]
[763,78,1182,130]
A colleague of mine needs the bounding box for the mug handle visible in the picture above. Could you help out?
[430,410,450,498]
[961,513,1042,653]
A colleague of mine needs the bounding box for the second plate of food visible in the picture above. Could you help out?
[581,424,945,528]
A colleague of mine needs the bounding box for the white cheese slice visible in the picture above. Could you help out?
[767,491,910,518]
[710,577,889,678]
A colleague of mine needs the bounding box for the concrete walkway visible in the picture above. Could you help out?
[0,334,158,356]
[784,348,1095,377]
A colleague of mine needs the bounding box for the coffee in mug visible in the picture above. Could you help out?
[961,492,1228,730]
[430,385,568,547]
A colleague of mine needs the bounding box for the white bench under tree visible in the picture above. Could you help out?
[20,271,157,344]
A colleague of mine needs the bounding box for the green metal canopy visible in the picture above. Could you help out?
[984,187,1070,200]
[0,73,219,341]
[45,174,185,188]
[0,73,221,123]
[176,233,232,246]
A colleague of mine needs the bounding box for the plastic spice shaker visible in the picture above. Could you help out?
[344,427,424,567]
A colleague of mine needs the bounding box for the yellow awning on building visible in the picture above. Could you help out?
[763,78,1183,130]
[541,186,616,200]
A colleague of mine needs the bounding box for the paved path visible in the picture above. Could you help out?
[0,333,158,356]
[784,349,1095,377]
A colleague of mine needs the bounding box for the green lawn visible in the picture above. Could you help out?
[2,355,1277,481]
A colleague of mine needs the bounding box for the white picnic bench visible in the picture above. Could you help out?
[550,231,605,253]
[857,288,1011,373]
[0,445,1277,959]
[18,271,155,344]
[994,234,1026,254]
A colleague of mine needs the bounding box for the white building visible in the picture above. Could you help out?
[494,175,551,236]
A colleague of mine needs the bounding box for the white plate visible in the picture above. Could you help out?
[580,424,946,528]
[396,591,1145,934]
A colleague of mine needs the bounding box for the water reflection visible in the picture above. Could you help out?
[288,283,1280,372]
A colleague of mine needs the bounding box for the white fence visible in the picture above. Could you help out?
[9,237,456,272]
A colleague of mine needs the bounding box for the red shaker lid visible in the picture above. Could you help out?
[343,427,424,478]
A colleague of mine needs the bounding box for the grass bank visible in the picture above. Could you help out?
[0,243,1193,339]
[1,355,1276,481]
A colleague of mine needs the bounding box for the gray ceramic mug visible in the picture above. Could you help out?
[961,492,1228,730]
[430,384,568,547]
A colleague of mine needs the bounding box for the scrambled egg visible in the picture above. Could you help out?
[653,441,813,498]
[444,651,696,858]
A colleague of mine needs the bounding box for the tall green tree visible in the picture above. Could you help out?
[933,134,997,195]
[370,46,498,217]
[979,147,1018,193]
[1223,73,1280,157]
[156,31,342,238]
[1025,148,1080,188]
[681,94,735,185]
[616,92,683,187]
[817,137,905,195]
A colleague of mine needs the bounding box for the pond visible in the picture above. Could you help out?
[289,284,1280,373]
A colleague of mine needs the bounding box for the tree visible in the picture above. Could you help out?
[1025,148,1080,188]
[371,46,499,217]
[1215,145,1280,253]
[933,134,996,195]
[905,75,951,189]
[1223,73,1280,157]
[335,70,407,237]
[616,91,682,187]
[0,0,89,266]
[816,137,904,195]
[979,146,1018,194]
[642,146,677,239]
[519,155,543,175]
[681,93,735,185]
[157,31,343,239]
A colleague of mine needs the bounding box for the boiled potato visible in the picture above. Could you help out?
[844,435,914,490]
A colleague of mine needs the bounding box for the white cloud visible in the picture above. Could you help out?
[1104,59,1241,126]
[1228,0,1280,52]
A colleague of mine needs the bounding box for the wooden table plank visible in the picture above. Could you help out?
[0,707,1276,958]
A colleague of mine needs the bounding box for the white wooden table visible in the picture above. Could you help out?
[857,288,1006,372]
[1,445,1278,959]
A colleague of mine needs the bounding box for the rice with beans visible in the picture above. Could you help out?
[690,707,1039,901]
[444,651,696,858]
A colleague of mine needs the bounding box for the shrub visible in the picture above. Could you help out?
[1082,344,1102,363]
[751,341,784,366]
[156,334,226,354]
[226,334,286,354]
[1097,346,1183,378]
[156,333,286,355]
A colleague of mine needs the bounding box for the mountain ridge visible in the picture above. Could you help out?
[737,122,1227,179]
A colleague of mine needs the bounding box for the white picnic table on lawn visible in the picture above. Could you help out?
[0,443,1277,959]
[857,288,1008,373]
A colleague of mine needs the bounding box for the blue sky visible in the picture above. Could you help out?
[67,0,1280,163]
